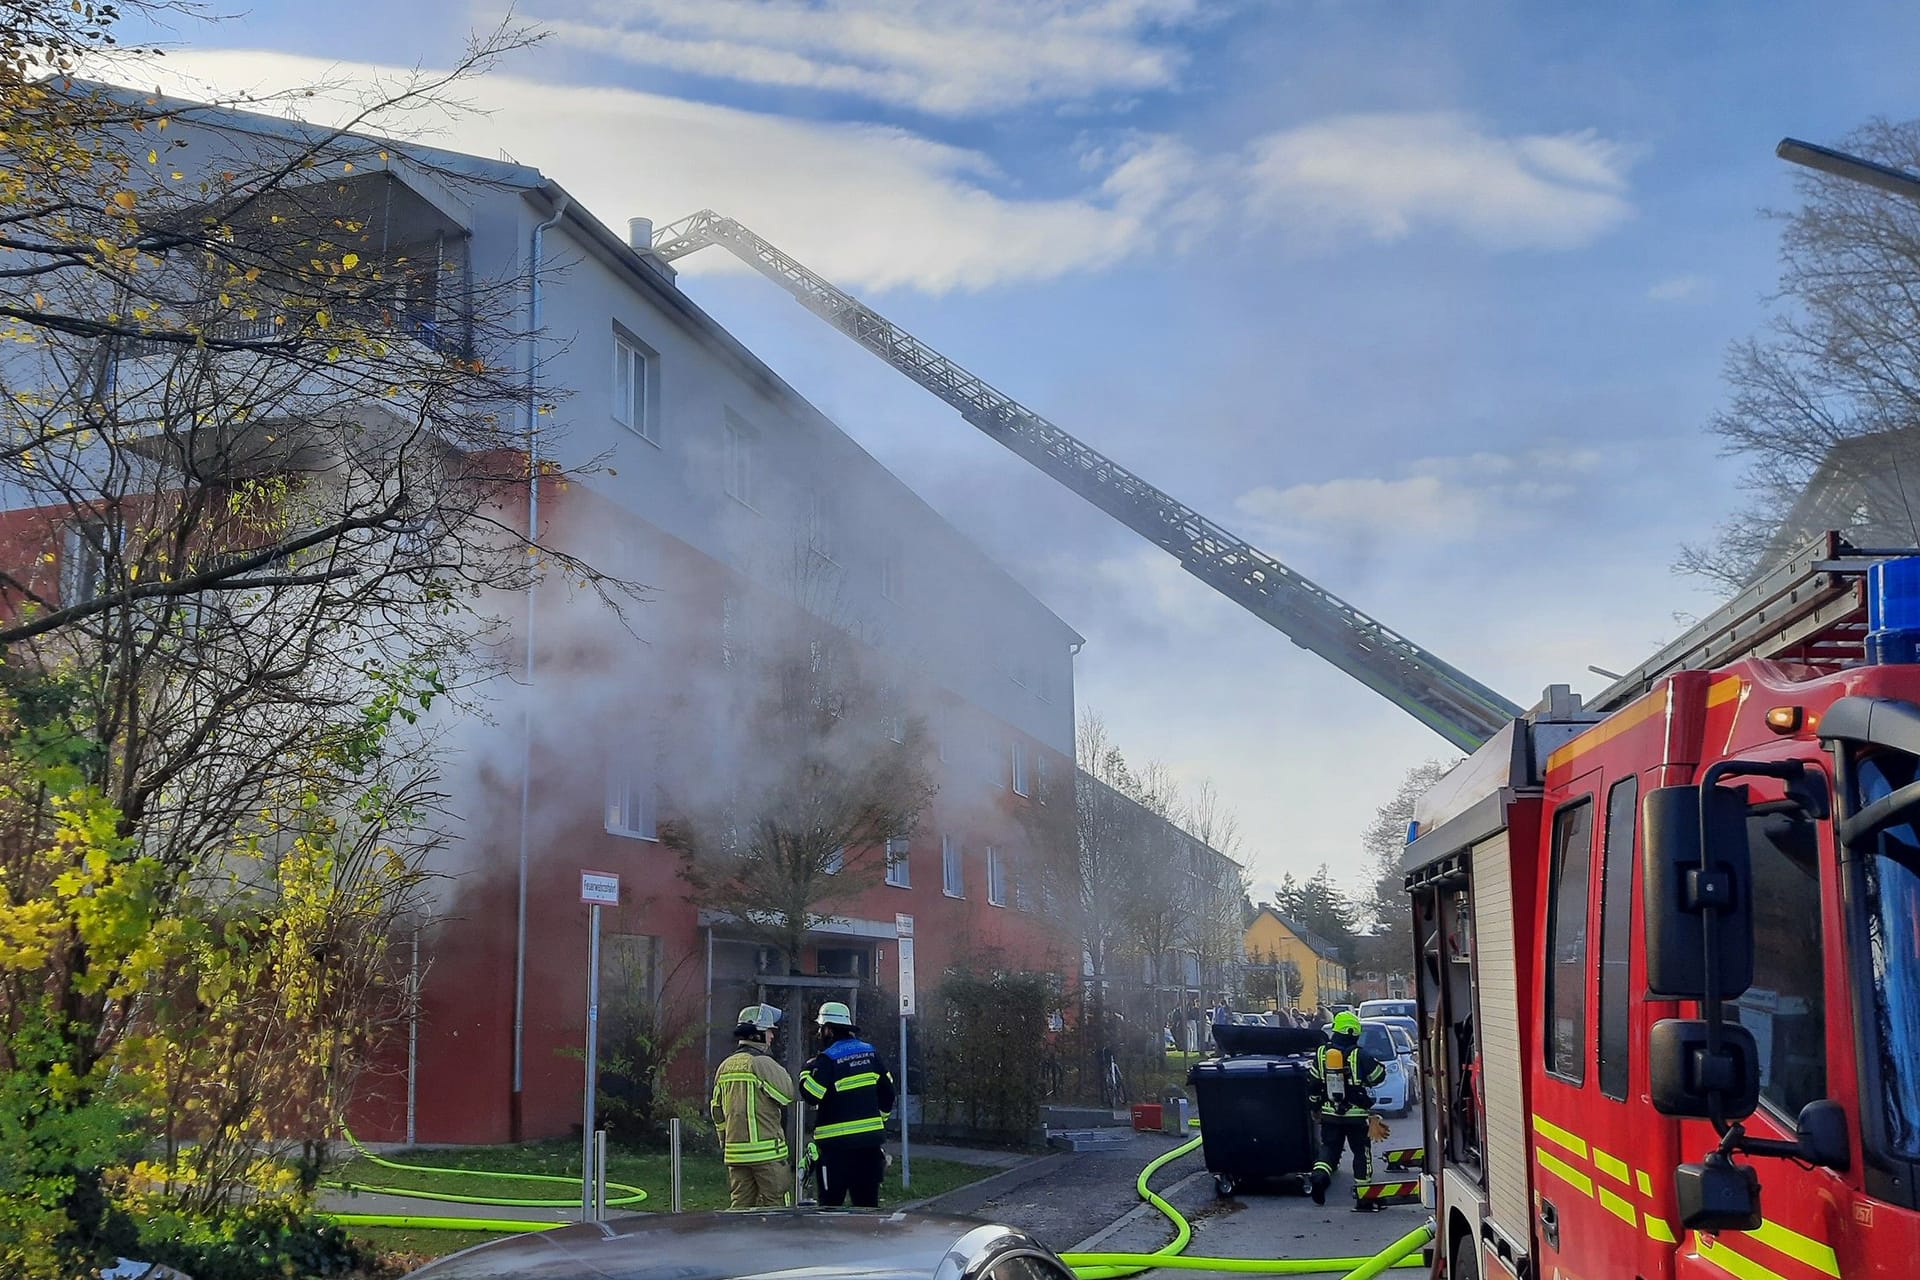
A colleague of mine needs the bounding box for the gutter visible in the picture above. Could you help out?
[511,191,570,1139]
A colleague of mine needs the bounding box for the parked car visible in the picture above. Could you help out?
[1383,1023,1419,1106]
[1368,1013,1417,1044]
[1358,1021,1410,1118]
[1356,998,1416,1022]
[404,1209,1078,1280]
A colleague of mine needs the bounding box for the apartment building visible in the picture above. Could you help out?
[2,89,1084,1145]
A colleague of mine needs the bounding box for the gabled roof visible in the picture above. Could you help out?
[1247,905,1344,963]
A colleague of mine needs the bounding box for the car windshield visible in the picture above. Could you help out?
[1387,1027,1413,1055]
[1850,746,1920,1158]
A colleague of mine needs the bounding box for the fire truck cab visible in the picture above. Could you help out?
[1405,538,1920,1280]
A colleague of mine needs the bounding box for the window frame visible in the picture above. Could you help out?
[1543,795,1596,1084]
[1597,775,1639,1101]
[885,836,911,888]
[723,411,756,509]
[612,330,659,444]
[1011,741,1030,797]
[987,845,1007,907]
[605,760,659,842]
[942,835,964,899]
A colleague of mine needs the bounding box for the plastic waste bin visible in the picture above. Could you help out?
[1185,1054,1316,1197]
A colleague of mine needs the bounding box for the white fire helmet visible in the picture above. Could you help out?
[816,1001,855,1028]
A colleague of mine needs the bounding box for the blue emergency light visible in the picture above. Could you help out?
[1866,556,1920,664]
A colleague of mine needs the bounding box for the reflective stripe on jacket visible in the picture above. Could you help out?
[1307,1041,1386,1117]
[711,1044,794,1165]
[800,1036,897,1150]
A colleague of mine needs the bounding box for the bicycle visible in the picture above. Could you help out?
[1099,1046,1129,1110]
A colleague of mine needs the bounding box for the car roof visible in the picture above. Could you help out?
[406,1210,1050,1280]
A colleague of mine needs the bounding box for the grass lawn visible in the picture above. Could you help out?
[339,1141,996,1261]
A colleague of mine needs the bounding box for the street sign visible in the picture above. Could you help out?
[897,912,917,1016]
[894,912,913,938]
[580,871,620,906]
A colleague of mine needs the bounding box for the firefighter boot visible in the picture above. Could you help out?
[1309,1164,1330,1206]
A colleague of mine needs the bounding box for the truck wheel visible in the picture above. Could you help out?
[1449,1231,1479,1280]
[1214,1175,1233,1197]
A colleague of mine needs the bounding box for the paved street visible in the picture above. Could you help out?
[940,1115,1428,1278]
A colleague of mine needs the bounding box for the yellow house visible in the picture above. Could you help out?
[1243,907,1350,1010]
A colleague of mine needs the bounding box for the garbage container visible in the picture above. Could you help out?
[1185,1054,1316,1197]
[1161,1091,1191,1136]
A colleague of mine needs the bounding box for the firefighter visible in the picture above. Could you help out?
[1306,1010,1387,1209]
[799,1001,897,1207]
[710,1003,795,1209]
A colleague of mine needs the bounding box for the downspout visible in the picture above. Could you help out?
[512,191,570,1139]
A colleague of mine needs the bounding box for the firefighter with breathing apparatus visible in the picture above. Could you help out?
[800,1001,897,1207]
[710,1003,795,1209]
[1306,1010,1387,1208]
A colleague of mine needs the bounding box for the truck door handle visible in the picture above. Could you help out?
[1539,1198,1561,1251]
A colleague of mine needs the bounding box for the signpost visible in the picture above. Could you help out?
[580,871,620,1221]
[896,913,914,1191]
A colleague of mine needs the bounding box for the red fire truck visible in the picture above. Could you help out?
[1404,532,1920,1279]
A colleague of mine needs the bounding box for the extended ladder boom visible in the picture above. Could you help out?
[652,211,1521,750]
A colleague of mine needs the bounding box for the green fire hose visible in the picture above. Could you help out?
[322,1126,1434,1280]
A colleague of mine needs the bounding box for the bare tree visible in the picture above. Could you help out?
[1684,117,1920,586]
[665,543,936,984]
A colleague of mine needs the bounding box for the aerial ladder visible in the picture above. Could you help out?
[651,212,1522,751]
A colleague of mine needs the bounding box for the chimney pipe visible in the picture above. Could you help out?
[628,217,654,252]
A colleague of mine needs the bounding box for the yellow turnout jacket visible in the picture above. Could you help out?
[710,1043,794,1165]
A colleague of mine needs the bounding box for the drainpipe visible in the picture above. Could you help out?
[512,190,570,1139]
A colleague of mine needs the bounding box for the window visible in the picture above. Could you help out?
[807,491,836,562]
[1014,861,1035,911]
[880,550,901,602]
[886,836,911,888]
[1036,754,1051,805]
[988,846,1007,906]
[1598,776,1639,1101]
[1543,798,1594,1082]
[723,413,755,507]
[1733,798,1827,1122]
[823,845,845,876]
[943,836,964,898]
[605,934,660,1003]
[60,522,110,606]
[612,332,656,443]
[1012,741,1030,797]
[985,729,1005,788]
[605,758,658,840]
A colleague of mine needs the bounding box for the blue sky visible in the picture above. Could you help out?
[125,1,1920,896]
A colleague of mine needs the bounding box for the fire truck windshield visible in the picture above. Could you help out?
[1850,748,1920,1159]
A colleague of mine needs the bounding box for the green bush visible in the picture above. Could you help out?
[920,970,1052,1142]
[134,1201,367,1280]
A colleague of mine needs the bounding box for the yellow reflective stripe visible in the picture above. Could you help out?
[800,1072,828,1099]
[1530,1114,1589,1159]
[1697,1234,1789,1280]
[1537,1148,1593,1197]
[1744,1220,1840,1279]
[1647,1217,1678,1244]
[836,1072,881,1091]
[1599,1186,1637,1226]
[1637,1170,1653,1197]
[717,1071,791,1105]
[1592,1147,1630,1185]
[761,1081,793,1106]
[816,1116,886,1139]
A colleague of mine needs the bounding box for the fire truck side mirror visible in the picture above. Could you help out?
[1794,1099,1850,1171]
[1641,785,1754,1001]
[1648,1018,1760,1119]
[1675,1151,1763,1234]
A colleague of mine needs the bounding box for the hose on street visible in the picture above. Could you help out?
[1056,1128,1431,1280]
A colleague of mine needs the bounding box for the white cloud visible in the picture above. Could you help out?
[1648,273,1708,302]
[1246,112,1635,250]
[140,54,1635,295]
[529,0,1206,117]
[1235,446,1602,545]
